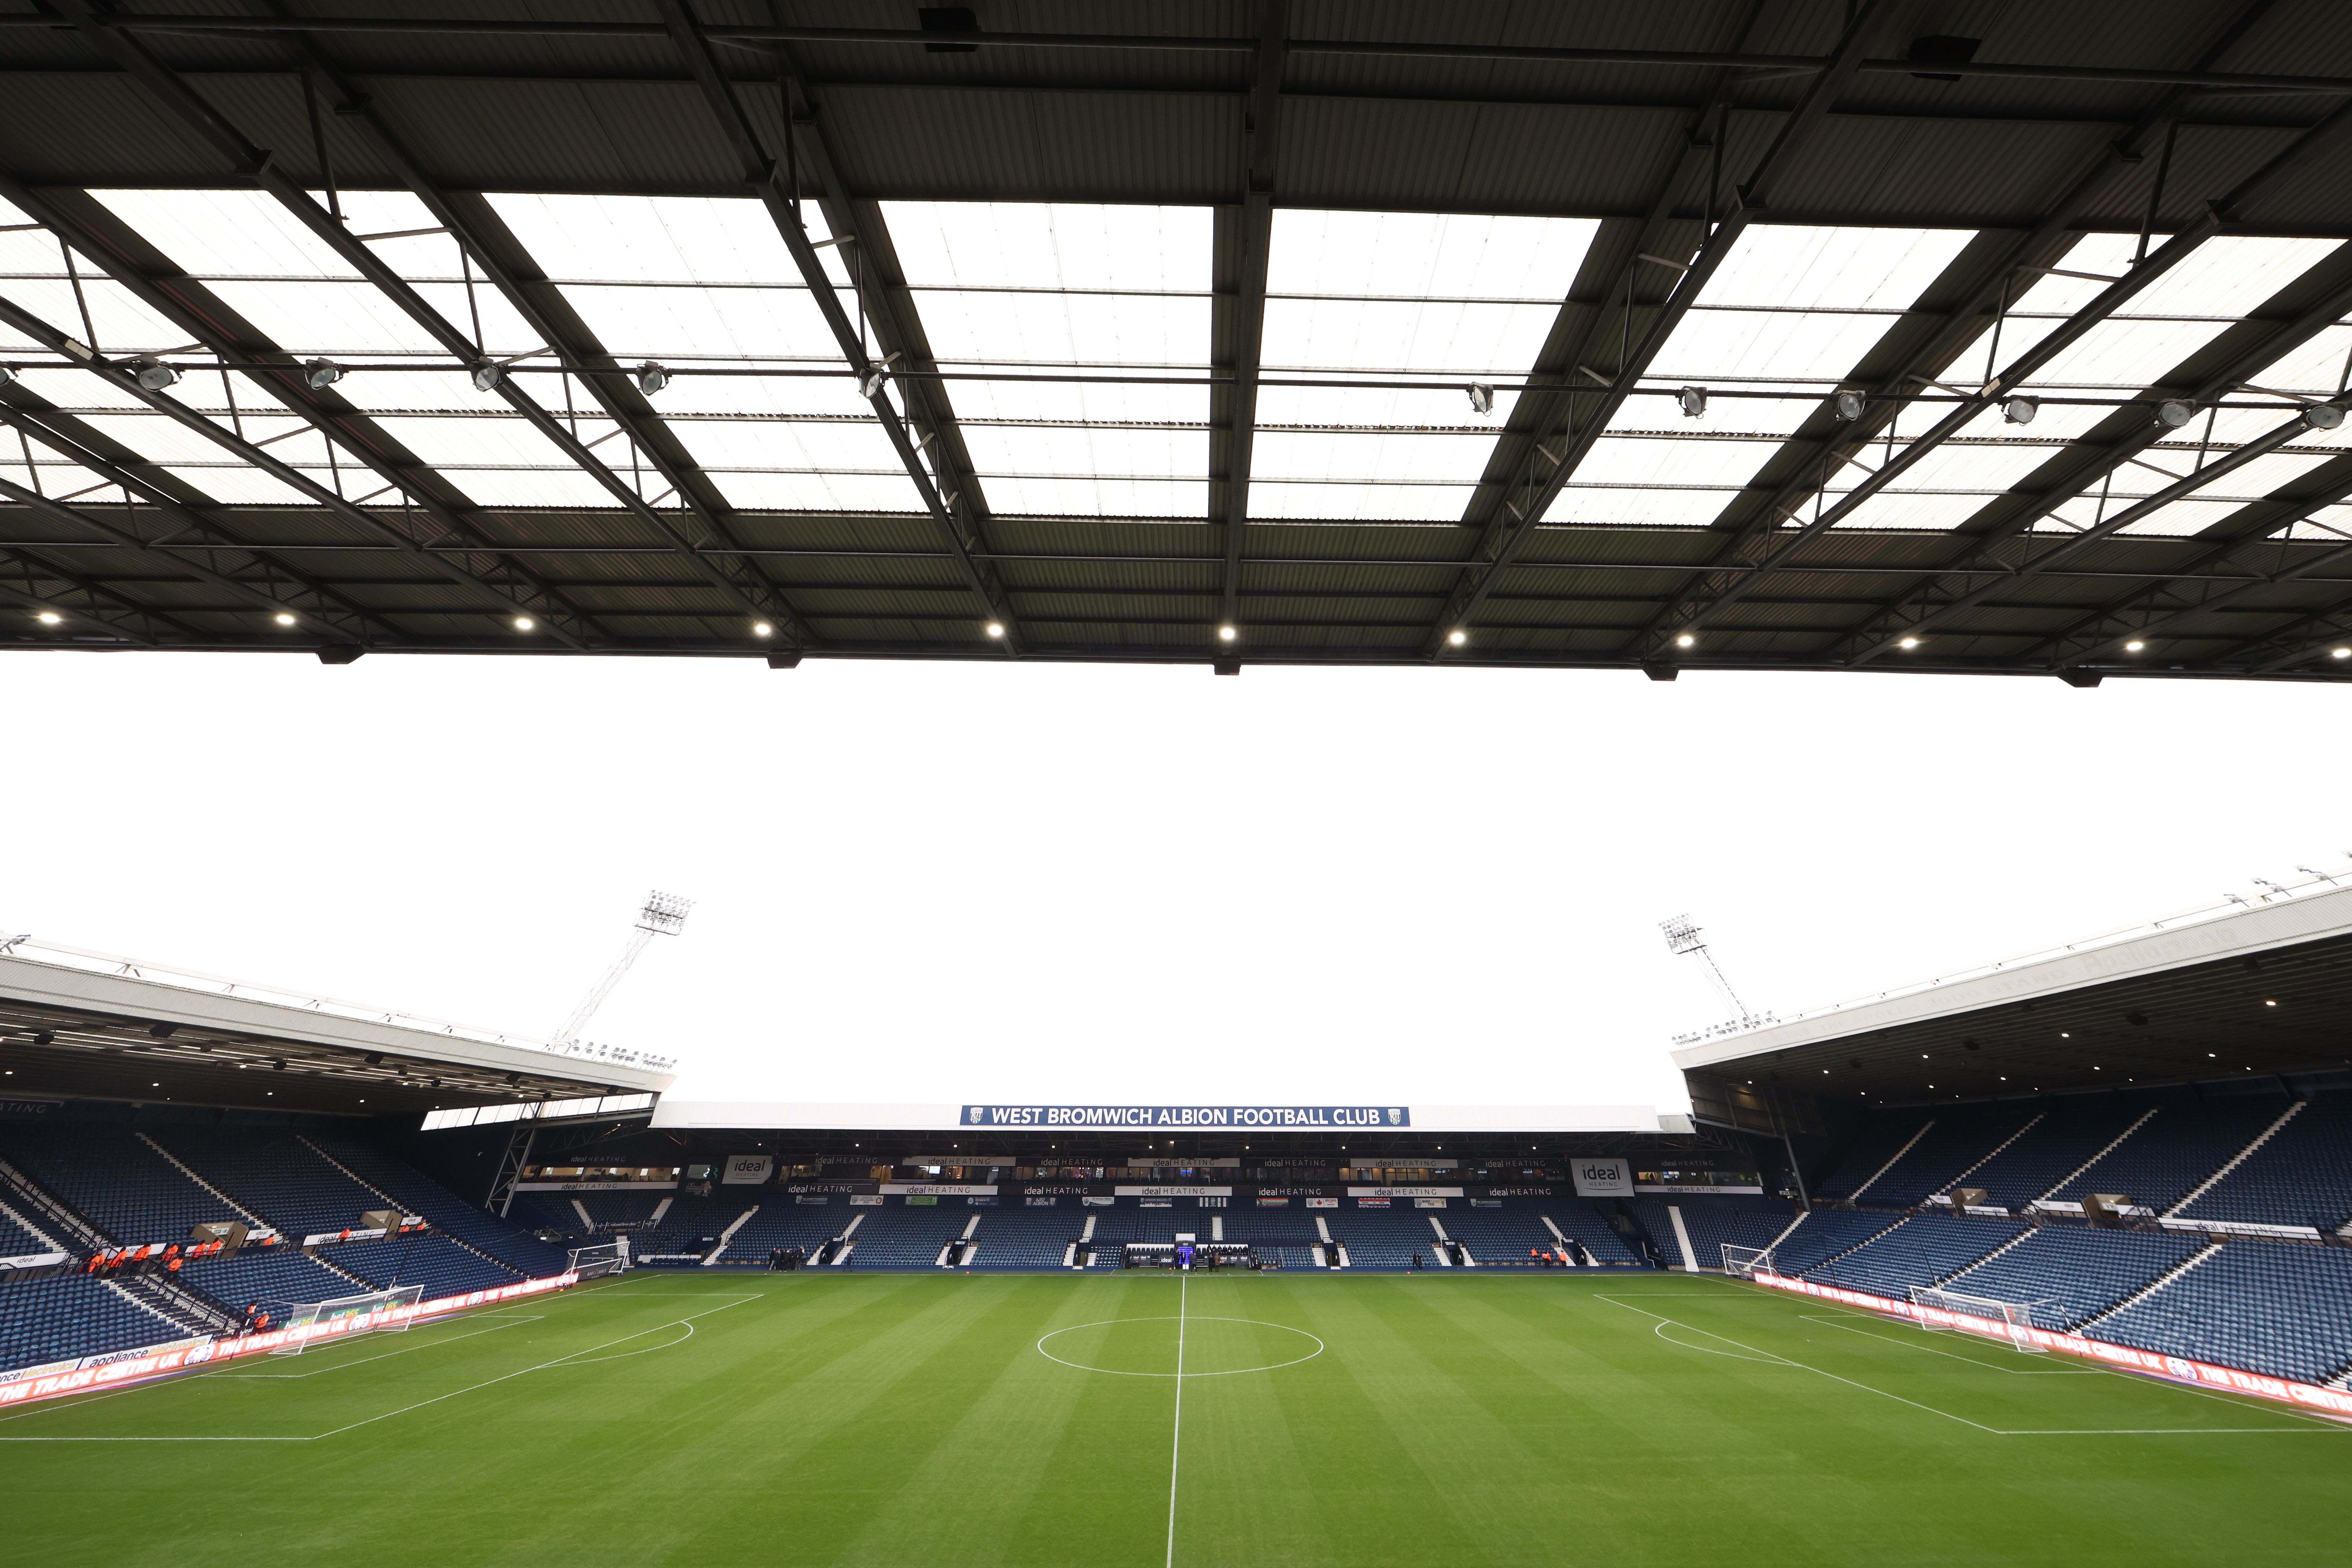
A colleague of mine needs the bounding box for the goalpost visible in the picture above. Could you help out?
[267,1284,426,1356]
[1907,1285,2059,1352]
[1722,1244,1776,1278]
[569,1239,628,1280]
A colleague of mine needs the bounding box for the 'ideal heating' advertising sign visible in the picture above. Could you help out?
[720,1154,774,1185]
[1571,1157,1633,1198]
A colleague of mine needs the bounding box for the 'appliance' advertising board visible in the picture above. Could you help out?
[1571,1157,1633,1198]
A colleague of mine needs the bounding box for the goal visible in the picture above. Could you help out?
[267,1284,426,1356]
[1907,1284,2059,1352]
[1722,1244,1777,1278]
[569,1239,628,1280]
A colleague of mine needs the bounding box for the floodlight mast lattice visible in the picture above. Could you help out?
[1659,914,1764,1031]
[551,891,694,1050]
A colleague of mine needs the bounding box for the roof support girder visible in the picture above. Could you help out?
[1422,0,1896,659]
[1214,2,1288,652]
[0,290,604,651]
[51,0,818,652]
[657,0,1017,653]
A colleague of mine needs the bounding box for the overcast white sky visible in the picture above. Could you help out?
[6,653,2349,1116]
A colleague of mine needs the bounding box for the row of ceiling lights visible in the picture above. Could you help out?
[1666,622,2352,661]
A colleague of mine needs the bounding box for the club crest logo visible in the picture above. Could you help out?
[1386,1108,1403,1124]
[968,1106,986,1123]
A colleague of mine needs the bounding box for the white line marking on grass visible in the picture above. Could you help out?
[1797,1314,2100,1374]
[0,1296,753,1442]
[1034,1318,1324,1377]
[1166,1273,1185,1568]
[1650,1321,1792,1364]
[206,1317,537,1378]
[1601,1295,2346,1436]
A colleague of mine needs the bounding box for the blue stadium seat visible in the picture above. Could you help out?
[2086,1238,2352,1385]
[2174,1096,2352,1232]
[1941,1224,2203,1328]
[1803,1211,2025,1298]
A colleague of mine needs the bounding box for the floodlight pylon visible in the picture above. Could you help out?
[550,890,694,1049]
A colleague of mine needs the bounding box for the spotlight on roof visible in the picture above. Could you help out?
[1676,385,1708,419]
[1447,628,1467,646]
[471,362,503,392]
[1898,636,1920,649]
[984,621,1004,638]
[2124,639,2145,652]
[752,621,772,638]
[2334,646,2351,660]
[1675,632,1695,648]
[135,359,180,391]
[0,366,13,388]
[35,610,62,626]
[303,358,344,390]
[273,612,295,627]
[1217,624,1236,641]
[2001,395,2037,425]
[2303,402,2346,430]
[1833,390,1865,422]
[513,616,534,632]
[2155,399,2196,429]
[859,366,889,399]
[634,361,669,396]
[1466,382,1494,417]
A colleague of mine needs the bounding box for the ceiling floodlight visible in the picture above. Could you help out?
[273,612,296,626]
[2124,640,2145,652]
[1218,625,1237,641]
[302,358,344,390]
[2155,398,2196,428]
[1674,632,1695,648]
[2333,647,2351,659]
[135,359,180,391]
[1898,636,1920,649]
[35,610,61,625]
[859,366,889,399]
[1447,628,1467,646]
[1467,382,1494,417]
[0,366,13,388]
[2001,395,2037,425]
[2303,403,2346,430]
[1833,390,1865,422]
[471,362,504,392]
[513,616,535,631]
[1676,385,1708,419]
[634,361,669,396]
[985,621,1005,638]
[753,621,772,638]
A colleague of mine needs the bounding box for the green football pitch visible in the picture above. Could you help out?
[5,1270,2347,1567]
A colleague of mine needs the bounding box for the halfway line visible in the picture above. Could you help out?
[1166,1273,1187,1568]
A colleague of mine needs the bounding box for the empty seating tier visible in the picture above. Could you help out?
[1803,1212,2026,1298]
[2086,1240,2352,1386]
[1942,1224,2204,1328]
[2044,1093,2292,1213]
[0,1126,244,1246]
[2174,1098,2352,1233]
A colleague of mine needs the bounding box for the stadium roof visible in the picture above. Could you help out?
[0,942,673,1116]
[1675,872,2352,1117]
[12,4,2352,677]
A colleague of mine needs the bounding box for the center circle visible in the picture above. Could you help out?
[1037,1316,1325,1377]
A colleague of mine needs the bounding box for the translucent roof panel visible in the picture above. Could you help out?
[1825,401,2111,531]
[666,418,921,512]
[1248,211,1600,519]
[957,423,1204,517]
[2069,449,2338,536]
[1547,226,1976,531]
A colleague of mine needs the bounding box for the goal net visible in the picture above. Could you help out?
[1907,1285,2058,1352]
[268,1284,426,1356]
[1722,1244,1777,1278]
[569,1240,627,1280]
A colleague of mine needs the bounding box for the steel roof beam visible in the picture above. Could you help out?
[1421,0,1895,659]
[18,14,2352,96]
[657,0,1017,653]
[51,0,818,653]
[0,549,176,645]
[0,290,606,652]
[1829,272,2352,664]
[2,178,632,651]
[1213,2,1288,662]
[1649,87,2352,660]
[1454,4,1766,571]
[0,403,400,643]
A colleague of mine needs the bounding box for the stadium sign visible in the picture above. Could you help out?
[963,1104,1407,1129]
[881,1183,999,1195]
[720,1155,773,1185]
[1346,1186,1463,1198]
[1115,1186,1234,1198]
[1571,1159,1633,1197]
